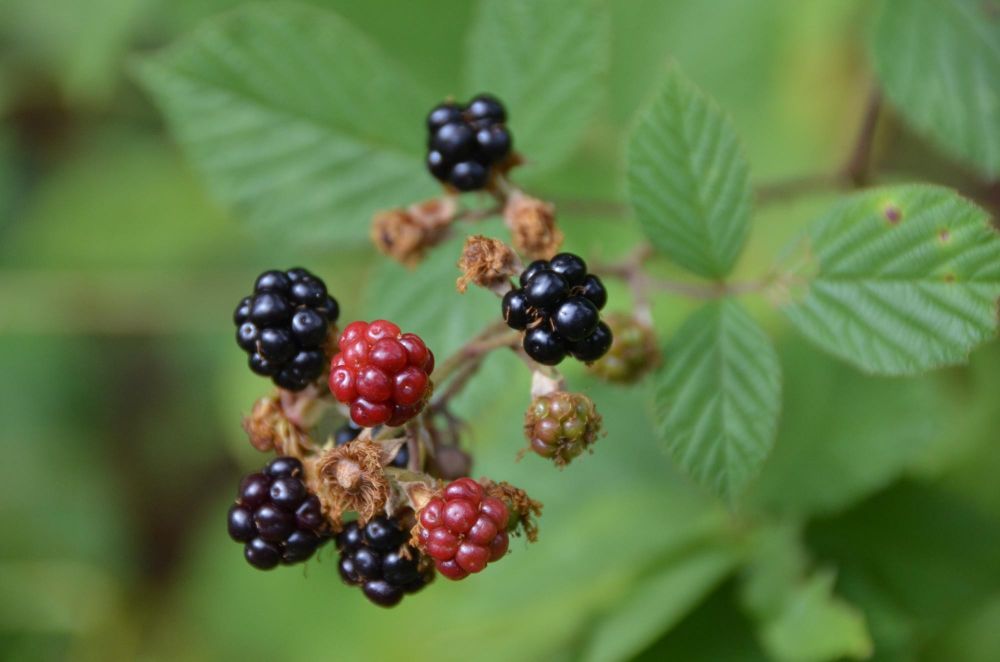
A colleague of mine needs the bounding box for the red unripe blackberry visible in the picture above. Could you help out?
[328,321,434,428]
[417,478,509,580]
[234,268,339,391]
[227,456,329,570]
[335,514,433,607]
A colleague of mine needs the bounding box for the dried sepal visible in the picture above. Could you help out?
[456,235,520,294]
[504,191,563,259]
[312,439,390,525]
[371,197,456,267]
[481,479,543,542]
[242,394,316,457]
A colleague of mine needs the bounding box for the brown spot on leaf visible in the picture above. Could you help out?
[884,205,902,224]
[938,228,951,244]
[943,272,956,283]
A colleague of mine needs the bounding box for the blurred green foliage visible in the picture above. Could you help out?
[2,1,999,661]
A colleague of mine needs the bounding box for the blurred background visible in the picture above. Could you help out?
[2,1,999,660]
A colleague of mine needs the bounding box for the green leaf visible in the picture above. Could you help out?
[465,0,609,172]
[654,299,781,502]
[747,339,942,517]
[781,184,1000,376]
[583,544,742,662]
[627,66,752,278]
[759,571,873,662]
[136,3,437,247]
[871,0,1000,177]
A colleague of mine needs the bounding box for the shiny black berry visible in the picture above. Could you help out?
[520,259,550,288]
[427,102,463,131]
[580,275,607,310]
[503,253,613,364]
[553,296,599,342]
[234,268,339,391]
[524,326,567,365]
[524,271,569,310]
[335,515,433,608]
[549,253,588,286]
[425,93,511,191]
[449,160,489,191]
[228,457,328,570]
[502,290,531,330]
[570,321,614,362]
[467,94,506,122]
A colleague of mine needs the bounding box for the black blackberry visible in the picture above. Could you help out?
[227,456,328,570]
[501,253,613,365]
[234,267,339,391]
[425,93,513,192]
[335,514,434,607]
[333,422,409,469]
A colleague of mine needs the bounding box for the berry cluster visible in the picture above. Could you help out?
[227,457,328,570]
[334,420,410,469]
[426,94,512,192]
[417,478,509,580]
[329,321,435,428]
[502,253,612,365]
[336,515,434,607]
[234,268,340,391]
[524,392,602,466]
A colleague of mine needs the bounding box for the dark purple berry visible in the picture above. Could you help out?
[524,326,567,366]
[228,505,255,542]
[234,297,251,324]
[249,292,291,326]
[427,150,449,178]
[467,94,506,123]
[245,537,281,570]
[335,421,364,445]
[255,270,291,293]
[259,327,295,362]
[352,547,382,580]
[524,271,569,310]
[553,296,599,342]
[570,321,613,362]
[270,477,307,510]
[254,504,294,542]
[265,457,302,478]
[363,580,403,607]
[427,102,463,131]
[291,309,326,346]
[449,160,489,191]
[239,473,270,508]
[580,275,607,310]
[431,122,475,161]
[290,278,327,307]
[295,496,324,530]
[502,290,532,330]
[237,322,258,352]
[519,260,550,288]
[549,253,588,286]
[475,125,511,161]
[365,516,405,551]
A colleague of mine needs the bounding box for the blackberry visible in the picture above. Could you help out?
[234,268,339,391]
[335,514,434,607]
[334,421,410,469]
[425,94,513,192]
[227,456,328,570]
[501,253,613,365]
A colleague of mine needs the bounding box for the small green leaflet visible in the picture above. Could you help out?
[627,66,752,278]
[781,184,1000,376]
[654,299,781,502]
